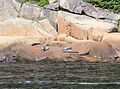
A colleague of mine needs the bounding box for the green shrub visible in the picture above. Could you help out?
[84,0,120,13]
[17,0,48,7]
[37,0,48,7]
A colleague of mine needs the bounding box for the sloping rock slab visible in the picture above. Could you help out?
[89,42,118,61]
[0,18,57,38]
[57,11,116,41]
[68,40,118,61]
[102,33,120,57]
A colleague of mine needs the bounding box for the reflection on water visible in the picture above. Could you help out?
[0,60,120,88]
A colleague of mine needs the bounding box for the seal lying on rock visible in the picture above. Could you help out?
[63,47,78,53]
[41,46,49,51]
[108,27,118,33]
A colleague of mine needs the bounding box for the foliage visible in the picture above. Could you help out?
[37,0,49,7]
[84,0,120,13]
[17,0,48,7]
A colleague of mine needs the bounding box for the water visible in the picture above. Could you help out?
[0,60,120,88]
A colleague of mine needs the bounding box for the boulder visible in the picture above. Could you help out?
[45,2,59,10]
[89,42,118,61]
[0,0,43,21]
[40,18,57,37]
[0,0,19,21]
[40,9,58,28]
[57,11,116,41]
[20,3,42,20]
[60,0,120,20]
[102,33,120,57]
[40,3,59,29]
[60,0,83,14]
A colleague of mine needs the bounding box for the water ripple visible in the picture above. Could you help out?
[22,80,120,85]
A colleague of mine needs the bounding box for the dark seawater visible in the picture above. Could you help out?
[0,60,120,89]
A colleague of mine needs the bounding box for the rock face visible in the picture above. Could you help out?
[60,0,120,20]
[0,0,120,62]
[0,0,58,62]
[57,11,116,41]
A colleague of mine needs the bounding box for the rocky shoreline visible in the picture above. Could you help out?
[0,0,120,63]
